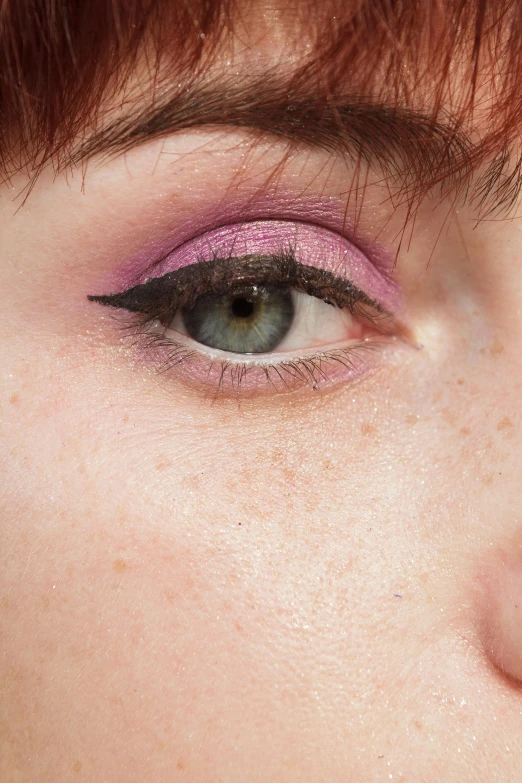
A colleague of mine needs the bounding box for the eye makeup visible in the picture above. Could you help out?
[89,218,405,395]
[128,220,401,314]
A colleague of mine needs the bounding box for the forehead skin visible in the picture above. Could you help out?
[1,2,522,782]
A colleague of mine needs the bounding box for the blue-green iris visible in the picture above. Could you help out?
[182,285,294,354]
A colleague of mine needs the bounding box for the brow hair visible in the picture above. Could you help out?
[72,75,475,203]
[1,0,522,215]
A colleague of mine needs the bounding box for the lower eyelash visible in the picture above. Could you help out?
[121,313,389,395]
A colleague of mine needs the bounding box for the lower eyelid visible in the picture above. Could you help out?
[134,309,404,397]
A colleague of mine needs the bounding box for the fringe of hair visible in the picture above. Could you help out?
[0,0,521,188]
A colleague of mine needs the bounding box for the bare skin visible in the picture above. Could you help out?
[1,8,522,782]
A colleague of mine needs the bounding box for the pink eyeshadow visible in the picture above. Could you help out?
[141,220,400,311]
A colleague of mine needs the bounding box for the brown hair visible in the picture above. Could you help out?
[1,0,522,211]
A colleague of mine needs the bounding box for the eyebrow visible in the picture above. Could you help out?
[70,75,507,212]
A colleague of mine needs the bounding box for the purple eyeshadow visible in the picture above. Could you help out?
[140,220,400,312]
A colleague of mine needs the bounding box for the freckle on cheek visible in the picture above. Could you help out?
[482,560,522,684]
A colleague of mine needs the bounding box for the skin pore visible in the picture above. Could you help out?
[2,3,522,781]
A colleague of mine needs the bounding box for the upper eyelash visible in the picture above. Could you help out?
[87,248,386,325]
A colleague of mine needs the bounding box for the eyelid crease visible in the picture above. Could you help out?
[88,251,387,323]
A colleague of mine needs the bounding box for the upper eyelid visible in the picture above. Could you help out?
[106,220,401,314]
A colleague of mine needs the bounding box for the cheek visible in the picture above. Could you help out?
[2,335,522,780]
[0,361,416,774]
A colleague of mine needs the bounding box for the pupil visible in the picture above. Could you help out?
[231,297,255,318]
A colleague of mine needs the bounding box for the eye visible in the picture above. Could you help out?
[89,220,403,394]
[168,278,373,356]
